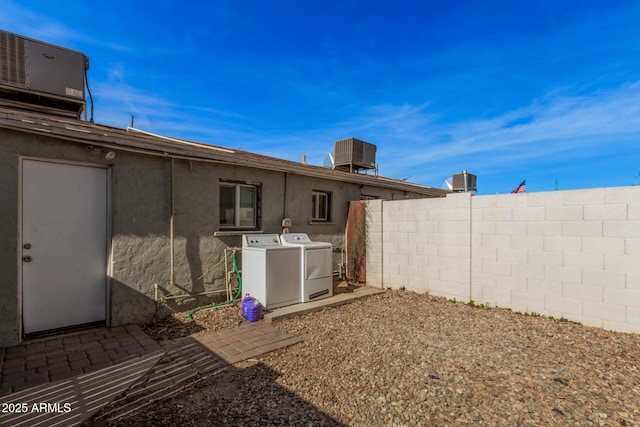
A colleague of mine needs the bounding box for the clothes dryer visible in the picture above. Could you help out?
[280,233,333,302]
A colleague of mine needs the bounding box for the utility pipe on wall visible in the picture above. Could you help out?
[158,288,228,301]
[283,172,288,217]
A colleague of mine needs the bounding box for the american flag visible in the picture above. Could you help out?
[511,180,526,193]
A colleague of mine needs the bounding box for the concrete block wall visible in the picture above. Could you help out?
[367,193,472,301]
[366,186,640,333]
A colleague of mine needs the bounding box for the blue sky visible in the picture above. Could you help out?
[2,0,639,194]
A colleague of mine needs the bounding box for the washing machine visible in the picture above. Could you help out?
[280,233,333,302]
[241,234,300,309]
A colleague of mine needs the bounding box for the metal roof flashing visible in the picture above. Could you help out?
[0,106,449,197]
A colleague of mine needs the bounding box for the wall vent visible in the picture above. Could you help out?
[0,32,26,87]
[0,30,88,118]
[333,137,377,173]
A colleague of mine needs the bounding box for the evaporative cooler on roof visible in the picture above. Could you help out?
[451,171,477,192]
[0,29,88,118]
[333,137,377,173]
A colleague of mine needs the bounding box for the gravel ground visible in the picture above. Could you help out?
[89,290,640,426]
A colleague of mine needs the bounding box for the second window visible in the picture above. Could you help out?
[312,191,331,222]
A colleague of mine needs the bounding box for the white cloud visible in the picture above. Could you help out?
[0,3,79,45]
[328,81,640,184]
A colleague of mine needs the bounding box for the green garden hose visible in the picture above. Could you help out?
[186,250,242,321]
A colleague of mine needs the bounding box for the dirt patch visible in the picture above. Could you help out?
[142,302,244,340]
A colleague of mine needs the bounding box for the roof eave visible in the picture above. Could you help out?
[0,107,450,197]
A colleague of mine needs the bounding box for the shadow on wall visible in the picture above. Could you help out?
[110,279,236,327]
[186,233,205,295]
[109,234,247,327]
[110,280,158,326]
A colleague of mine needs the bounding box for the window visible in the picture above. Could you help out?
[312,191,331,222]
[220,182,260,229]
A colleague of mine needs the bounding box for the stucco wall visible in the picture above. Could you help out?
[367,188,640,333]
[0,127,429,346]
[0,132,20,346]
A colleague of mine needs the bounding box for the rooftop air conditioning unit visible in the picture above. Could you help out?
[333,137,377,173]
[452,170,477,192]
[0,30,88,117]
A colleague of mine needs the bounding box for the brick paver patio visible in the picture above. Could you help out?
[0,286,382,426]
[0,321,301,426]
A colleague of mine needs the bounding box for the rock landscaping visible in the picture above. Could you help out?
[89,290,640,426]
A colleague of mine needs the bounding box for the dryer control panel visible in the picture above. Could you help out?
[280,233,311,243]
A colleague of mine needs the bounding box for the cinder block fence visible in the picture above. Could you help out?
[366,186,640,333]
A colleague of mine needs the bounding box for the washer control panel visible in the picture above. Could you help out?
[243,234,281,247]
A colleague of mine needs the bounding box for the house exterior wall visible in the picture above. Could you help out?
[366,188,640,333]
[0,128,430,347]
[0,131,20,347]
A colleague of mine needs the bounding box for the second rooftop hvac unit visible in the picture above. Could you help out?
[452,171,477,192]
[0,30,88,117]
[333,137,377,173]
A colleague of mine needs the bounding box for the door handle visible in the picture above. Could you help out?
[23,256,32,262]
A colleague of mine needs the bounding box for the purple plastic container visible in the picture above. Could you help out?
[242,295,263,322]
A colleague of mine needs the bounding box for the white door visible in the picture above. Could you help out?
[22,160,108,335]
